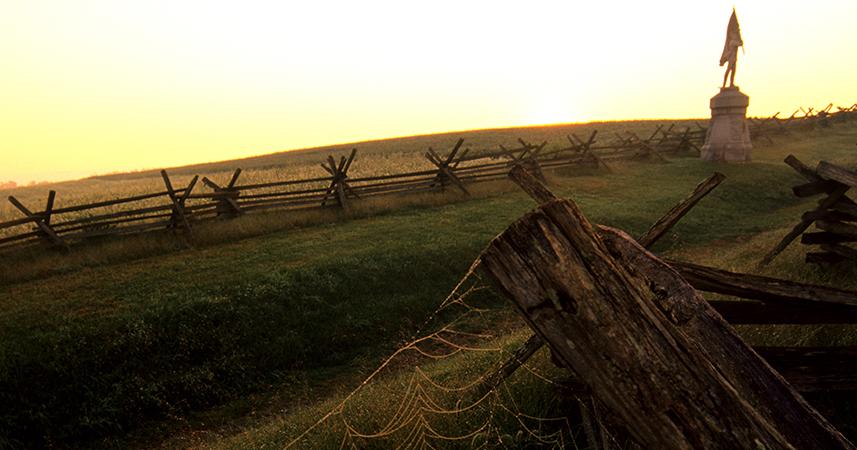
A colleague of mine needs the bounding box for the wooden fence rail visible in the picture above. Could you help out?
[480,166,852,449]
[760,155,857,266]
[491,165,857,418]
[480,166,857,448]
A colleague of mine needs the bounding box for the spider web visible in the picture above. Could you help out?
[284,259,594,449]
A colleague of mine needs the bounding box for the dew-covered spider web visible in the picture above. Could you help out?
[283,260,621,449]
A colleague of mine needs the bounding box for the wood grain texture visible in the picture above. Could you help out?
[665,258,857,307]
[480,198,852,449]
[818,161,857,188]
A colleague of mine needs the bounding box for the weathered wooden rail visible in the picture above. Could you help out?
[760,155,857,266]
[479,166,856,448]
[504,165,857,389]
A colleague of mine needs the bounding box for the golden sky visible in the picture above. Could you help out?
[2,0,856,184]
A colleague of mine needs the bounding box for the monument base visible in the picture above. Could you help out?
[701,87,752,162]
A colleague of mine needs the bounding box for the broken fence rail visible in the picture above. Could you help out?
[480,165,854,448]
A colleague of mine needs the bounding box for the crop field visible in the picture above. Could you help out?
[1,118,856,448]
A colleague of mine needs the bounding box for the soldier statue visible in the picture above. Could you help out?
[720,9,743,88]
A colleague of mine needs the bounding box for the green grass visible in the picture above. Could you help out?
[1,121,856,448]
[0,186,501,285]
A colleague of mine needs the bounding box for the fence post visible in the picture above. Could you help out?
[570,131,608,170]
[203,168,244,218]
[425,139,470,195]
[7,192,68,250]
[513,138,547,181]
[320,148,359,209]
[161,170,195,234]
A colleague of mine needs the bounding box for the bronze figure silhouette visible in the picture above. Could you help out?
[720,9,743,88]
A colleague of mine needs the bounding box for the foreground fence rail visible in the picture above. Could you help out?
[480,166,853,449]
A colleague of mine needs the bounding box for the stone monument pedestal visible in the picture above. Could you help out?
[701,87,752,162]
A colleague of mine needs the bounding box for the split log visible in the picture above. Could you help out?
[43,191,56,226]
[488,167,729,415]
[70,219,173,241]
[0,215,46,231]
[333,157,348,208]
[426,140,471,195]
[202,169,244,217]
[51,204,174,228]
[784,154,822,182]
[818,161,857,188]
[56,212,174,236]
[569,131,610,172]
[821,243,857,261]
[598,227,852,446]
[804,210,857,223]
[757,347,857,393]
[817,220,857,240]
[637,172,725,248]
[7,195,68,250]
[831,197,857,217]
[0,230,41,246]
[807,252,847,265]
[47,188,186,215]
[479,197,852,448]
[759,184,850,266]
[161,170,193,233]
[793,180,841,198]
[498,140,547,183]
[665,259,857,307]
[346,169,437,183]
[230,186,330,201]
[226,175,331,192]
[320,149,359,208]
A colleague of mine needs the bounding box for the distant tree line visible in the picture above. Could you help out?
[0,181,52,189]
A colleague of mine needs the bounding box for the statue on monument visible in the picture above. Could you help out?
[720,9,743,88]
[701,8,752,162]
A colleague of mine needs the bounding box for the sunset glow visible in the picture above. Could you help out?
[2,0,856,184]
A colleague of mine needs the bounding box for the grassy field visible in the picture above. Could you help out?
[1,119,856,448]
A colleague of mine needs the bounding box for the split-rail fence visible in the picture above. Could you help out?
[1,103,854,254]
